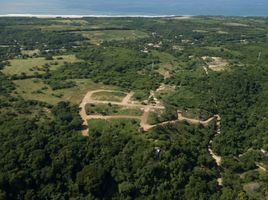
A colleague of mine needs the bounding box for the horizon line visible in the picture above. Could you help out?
[0,14,267,18]
[0,14,183,18]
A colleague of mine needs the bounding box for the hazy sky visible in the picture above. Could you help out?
[0,0,268,16]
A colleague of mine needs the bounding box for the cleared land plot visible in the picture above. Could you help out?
[81,30,148,44]
[202,56,228,71]
[53,19,89,25]
[13,79,117,105]
[86,104,143,116]
[147,111,160,125]
[91,91,126,102]
[243,182,263,199]
[180,108,212,121]
[155,84,176,97]
[21,49,40,56]
[152,51,180,78]
[2,55,78,76]
[224,22,249,27]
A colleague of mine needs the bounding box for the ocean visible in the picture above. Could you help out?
[0,0,268,17]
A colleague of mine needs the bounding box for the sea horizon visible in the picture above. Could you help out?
[0,14,179,18]
[0,14,267,18]
[1,0,268,17]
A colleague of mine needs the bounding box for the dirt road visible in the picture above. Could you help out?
[79,89,217,135]
[79,89,224,186]
[80,90,165,109]
[79,89,165,136]
[140,107,154,131]
[207,115,222,185]
[122,91,134,104]
[140,111,217,132]
[208,115,222,166]
[86,115,140,120]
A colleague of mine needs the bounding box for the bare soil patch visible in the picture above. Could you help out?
[202,56,228,72]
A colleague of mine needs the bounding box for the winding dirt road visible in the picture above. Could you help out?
[79,89,165,136]
[79,89,219,135]
[208,115,222,166]
[207,115,223,185]
[79,89,224,186]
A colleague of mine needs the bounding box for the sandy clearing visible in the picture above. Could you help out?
[224,22,249,27]
[166,16,192,20]
[202,56,228,72]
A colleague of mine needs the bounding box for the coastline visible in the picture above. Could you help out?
[0,14,192,18]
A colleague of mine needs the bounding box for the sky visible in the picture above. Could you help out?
[0,0,268,16]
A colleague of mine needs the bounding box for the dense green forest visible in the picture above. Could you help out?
[0,16,268,199]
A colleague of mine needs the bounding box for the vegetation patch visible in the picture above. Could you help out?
[81,30,148,44]
[88,118,140,133]
[2,55,78,76]
[86,103,142,116]
[13,79,114,105]
[91,91,126,102]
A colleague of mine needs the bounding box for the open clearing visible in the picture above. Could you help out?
[202,56,228,71]
[224,22,249,27]
[152,51,180,78]
[91,91,126,102]
[13,79,117,105]
[79,89,217,136]
[86,104,143,116]
[21,49,40,56]
[165,16,192,20]
[81,30,148,44]
[2,55,78,76]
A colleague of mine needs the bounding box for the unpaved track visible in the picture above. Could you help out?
[203,66,209,75]
[86,115,140,120]
[79,89,217,135]
[207,115,222,185]
[141,111,217,132]
[140,107,154,131]
[79,89,164,136]
[80,90,164,109]
[256,163,267,171]
[79,89,224,186]
[177,112,216,126]
[122,91,134,104]
[208,115,222,166]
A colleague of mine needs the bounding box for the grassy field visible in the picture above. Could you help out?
[81,30,148,44]
[88,118,140,134]
[243,182,263,199]
[13,79,117,105]
[182,108,211,120]
[2,55,78,76]
[147,111,159,125]
[152,51,181,78]
[21,49,40,56]
[86,103,143,116]
[53,19,89,25]
[91,91,126,102]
